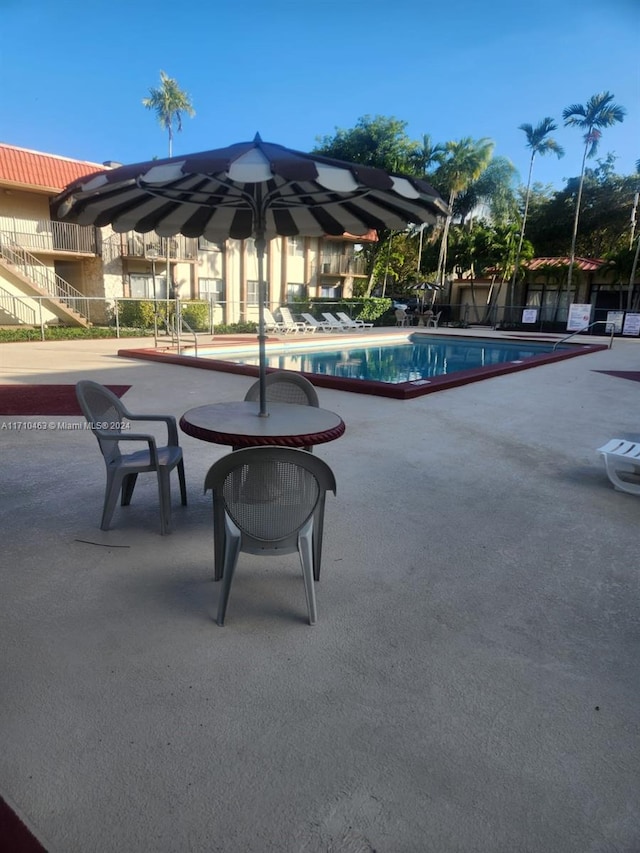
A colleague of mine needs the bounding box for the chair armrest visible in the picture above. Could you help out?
[123,414,179,445]
[97,432,159,466]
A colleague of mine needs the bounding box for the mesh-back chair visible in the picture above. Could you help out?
[244,371,319,451]
[204,447,337,626]
[76,380,187,534]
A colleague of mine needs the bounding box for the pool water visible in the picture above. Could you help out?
[119,333,606,400]
[217,335,572,384]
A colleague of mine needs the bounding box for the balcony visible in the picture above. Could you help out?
[0,216,97,254]
[119,232,198,262]
[312,254,368,277]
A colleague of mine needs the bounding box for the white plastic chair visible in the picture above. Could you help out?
[598,439,640,495]
[279,306,314,334]
[300,312,334,332]
[204,447,337,625]
[336,311,373,330]
[243,371,319,452]
[263,308,287,334]
[321,312,350,331]
[76,380,187,534]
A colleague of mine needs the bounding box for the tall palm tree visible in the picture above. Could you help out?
[142,72,195,296]
[508,118,564,307]
[434,137,494,292]
[142,70,195,158]
[562,92,626,296]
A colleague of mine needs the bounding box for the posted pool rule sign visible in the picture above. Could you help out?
[567,304,592,332]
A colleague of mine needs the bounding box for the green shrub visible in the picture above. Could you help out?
[180,301,209,332]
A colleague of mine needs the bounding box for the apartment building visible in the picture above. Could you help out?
[0,143,372,328]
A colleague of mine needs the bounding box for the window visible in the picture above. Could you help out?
[198,237,223,252]
[287,236,305,257]
[198,278,225,301]
[287,282,306,302]
[247,280,260,305]
[320,282,342,299]
[130,273,167,299]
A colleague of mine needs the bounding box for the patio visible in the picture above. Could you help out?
[1,332,639,852]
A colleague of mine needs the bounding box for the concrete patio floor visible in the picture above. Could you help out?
[1,331,639,852]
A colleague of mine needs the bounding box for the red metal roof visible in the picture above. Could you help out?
[0,143,104,193]
[525,257,609,272]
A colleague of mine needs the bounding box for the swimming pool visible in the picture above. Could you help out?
[118,333,606,399]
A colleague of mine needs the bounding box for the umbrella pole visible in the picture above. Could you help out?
[255,231,268,416]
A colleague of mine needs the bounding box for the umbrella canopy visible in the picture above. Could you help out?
[53,134,448,413]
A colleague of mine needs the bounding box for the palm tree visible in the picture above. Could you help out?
[508,118,564,308]
[562,92,626,297]
[433,137,494,295]
[142,72,195,298]
[142,70,195,158]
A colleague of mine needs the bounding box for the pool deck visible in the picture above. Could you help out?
[1,329,639,852]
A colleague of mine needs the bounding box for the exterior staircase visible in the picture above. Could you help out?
[0,232,91,327]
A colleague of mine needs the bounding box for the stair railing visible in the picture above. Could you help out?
[0,284,37,325]
[0,232,90,321]
[552,320,614,350]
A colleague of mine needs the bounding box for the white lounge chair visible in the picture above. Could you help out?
[321,312,351,331]
[263,308,287,334]
[300,312,334,332]
[598,439,640,496]
[336,311,373,330]
[279,306,314,334]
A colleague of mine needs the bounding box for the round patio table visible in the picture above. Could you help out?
[179,400,345,449]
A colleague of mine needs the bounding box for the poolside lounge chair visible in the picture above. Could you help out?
[279,306,315,334]
[336,311,373,330]
[76,380,187,534]
[244,371,319,451]
[204,446,337,625]
[321,312,352,331]
[300,312,335,332]
[597,439,640,496]
[263,308,287,334]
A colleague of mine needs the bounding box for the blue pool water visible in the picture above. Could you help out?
[215,335,570,385]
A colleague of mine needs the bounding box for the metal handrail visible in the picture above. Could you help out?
[0,284,37,325]
[553,320,614,350]
[0,233,90,320]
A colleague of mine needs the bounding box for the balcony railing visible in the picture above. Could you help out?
[0,216,97,254]
[119,232,199,262]
[312,255,367,276]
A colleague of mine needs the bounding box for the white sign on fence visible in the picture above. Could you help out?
[605,311,624,333]
[522,308,538,324]
[622,313,640,336]
[567,303,592,332]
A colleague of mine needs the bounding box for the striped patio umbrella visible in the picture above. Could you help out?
[53,134,448,414]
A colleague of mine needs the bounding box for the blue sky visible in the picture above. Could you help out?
[2,0,638,190]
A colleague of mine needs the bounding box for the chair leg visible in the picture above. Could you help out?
[157,467,172,535]
[177,458,188,505]
[121,473,138,506]
[101,469,124,530]
[217,529,241,626]
[298,521,318,625]
[603,457,640,495]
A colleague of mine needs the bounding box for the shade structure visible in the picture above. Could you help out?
[413,281,443,311]
[53,134,448,414]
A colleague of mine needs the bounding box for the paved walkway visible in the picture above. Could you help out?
[1,332,639,852]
